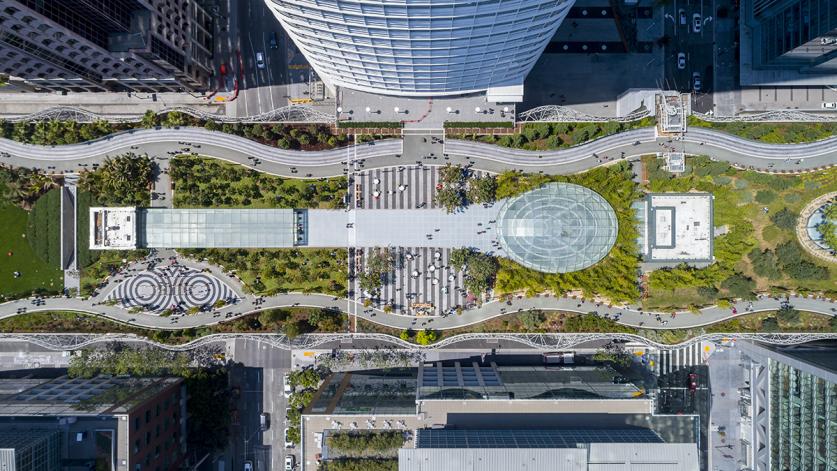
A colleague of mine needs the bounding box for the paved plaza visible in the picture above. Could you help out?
[105,265,238,313]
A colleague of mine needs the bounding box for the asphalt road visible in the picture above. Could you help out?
[229,338,292,471]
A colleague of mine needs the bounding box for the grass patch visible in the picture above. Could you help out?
[170,155,347,209]
[493,162,641,303]
[180,248,348,297]
[0,202,63,300]
[687,116,837,143]
[645,156,837,307]
[459,118,655,151]
[26,188,62,268]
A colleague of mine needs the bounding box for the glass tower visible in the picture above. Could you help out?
[264,0,574,102]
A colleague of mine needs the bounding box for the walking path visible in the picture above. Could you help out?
[1,126,836,331]
[1,127,836,179]
[1,281,834,331]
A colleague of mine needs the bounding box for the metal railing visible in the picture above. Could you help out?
[2,331,834,352]
[0,105,335,124]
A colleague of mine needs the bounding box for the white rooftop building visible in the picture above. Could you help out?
[263,0,574,102]
[89,207,137,250]
[637,193,714,263]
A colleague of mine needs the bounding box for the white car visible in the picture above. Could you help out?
[822,102,837,109]
[255,52,265,69]
[678,9,686,25]
[693,13,702,33]
[283,374,292,397]
[285,455,296,471]
[692,72,702,92]
[244,461,253,471]
[284,428,294,448]
[677,53,686,70]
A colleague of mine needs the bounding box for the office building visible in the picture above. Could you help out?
[740,0,837,85]
[0,429,60,471]
[0,375,187,471]
[739,341,837,471]
[263,0,574,102]
[0,0,213,92]
[300,362,699,471]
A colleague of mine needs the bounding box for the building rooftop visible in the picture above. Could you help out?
[496,183,618,273]
[0,375,182,416]
[138,208,298,248]
[90,207,137,250]
[398,443,699,471]
[414,428,664,449]
[642,193,714,262]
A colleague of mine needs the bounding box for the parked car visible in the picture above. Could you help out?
[693,13,702,33]
[688,373,698,391]
[244,461,253,471]
[284,374,292,397]
[255,52,265,69]
[692,72,702,91]
[822,102,837,109]
[285,455,296,471]
[259,412,270,430]
[679,9,687,24]
[677,53,686,70]
[284,428,294,448]
[270,32,279,49]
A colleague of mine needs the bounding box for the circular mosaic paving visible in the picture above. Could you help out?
[107,265,236,313]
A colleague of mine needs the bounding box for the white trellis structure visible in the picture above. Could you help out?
[518,105,651,123]
[693,109,837,122]
[2,331,835,352]
[1,105,336,124]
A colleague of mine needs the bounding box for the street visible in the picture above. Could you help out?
[662,0,718,112]
[228,338,293,471]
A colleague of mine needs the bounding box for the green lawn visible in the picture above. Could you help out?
[0,203,63,300]
[170,155,347,209]
[688,116,837,143]
[26,188,62,268]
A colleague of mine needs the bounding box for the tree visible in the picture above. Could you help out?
[720,274,756,300]
[435,186,464,212]
[755,190,776,204]
[415,329,438,345]
[399,329,413,341]
[770,208,797,230]
[438,164,464,186]
[466,176,497,204]
[140,110,159,128]
[761,316,779,332]
[359,248,394,295]
[518,310,544,331]
[282,320,302,339]
[776,304,800,325]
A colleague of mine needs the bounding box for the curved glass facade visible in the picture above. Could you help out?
[497,183,618,273]
[264,0,573,98]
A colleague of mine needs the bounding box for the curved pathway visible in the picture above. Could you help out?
[1,286,835,332]
[1,126,836,331]
[1,126,836,178]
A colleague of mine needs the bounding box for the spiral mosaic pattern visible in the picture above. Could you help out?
[107,266,236,314]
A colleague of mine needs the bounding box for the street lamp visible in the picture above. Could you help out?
[474,106,481,113]
[394,106,400,113]
[446,106,453,113]
[365,106,371,113]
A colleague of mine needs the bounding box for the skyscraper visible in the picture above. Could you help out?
[739,341,837,471]
[740,0,837,85]
[0,0,214,92]
[264,0,574,102]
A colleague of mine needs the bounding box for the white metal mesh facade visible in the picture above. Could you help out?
[264,0,573,99]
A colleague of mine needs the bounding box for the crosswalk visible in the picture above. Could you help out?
[356,167,439,209]
[657,342,707,375]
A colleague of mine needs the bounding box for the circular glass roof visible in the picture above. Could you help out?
[496,182,618,273]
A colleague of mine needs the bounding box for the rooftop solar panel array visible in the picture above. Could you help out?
[416,428,664,449]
